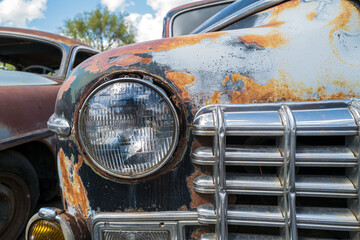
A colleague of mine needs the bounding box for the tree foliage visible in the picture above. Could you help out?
[61,6,135,51]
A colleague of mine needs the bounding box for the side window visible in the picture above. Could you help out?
[172,3,231,37]
[71,50,96,71]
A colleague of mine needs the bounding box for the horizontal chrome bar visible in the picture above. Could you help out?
[198,205,360,231]
[192,146,283,166]
[194,174,283,195]
[200,233,282,240]
[192,146,357,167]
[193,100,357,137]
[194,174,357,198]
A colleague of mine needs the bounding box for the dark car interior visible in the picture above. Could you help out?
[0,35,63,75]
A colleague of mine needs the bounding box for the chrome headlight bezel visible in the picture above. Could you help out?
[77,77,179,179]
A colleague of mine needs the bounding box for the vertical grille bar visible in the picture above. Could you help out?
[348,100,360,229]
[213,106,228,240]
[279,105,298,239]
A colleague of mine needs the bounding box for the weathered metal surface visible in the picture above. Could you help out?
[0,27,90,48]
[0,85,59,150]
[54,0,360,226]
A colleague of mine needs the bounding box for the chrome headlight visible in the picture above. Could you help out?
[79,78,179,179]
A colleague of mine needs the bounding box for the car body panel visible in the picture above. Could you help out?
[52,0,360,223]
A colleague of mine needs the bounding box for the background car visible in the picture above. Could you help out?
[0,27,98,240]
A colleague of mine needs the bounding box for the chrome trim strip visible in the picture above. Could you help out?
[213,106,228,240]
[0,128,52,151]
[193,0,286,34]
[91,211,199,240]
[47,113,71,136]
[77,77,180,179]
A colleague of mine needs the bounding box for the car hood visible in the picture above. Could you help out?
[0,70,58,86]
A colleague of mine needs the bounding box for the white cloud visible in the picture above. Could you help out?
[0,0,47,27]
[101,0,126,10]
[126,0,197,42]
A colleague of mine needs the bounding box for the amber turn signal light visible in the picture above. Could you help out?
[28,219,65,240]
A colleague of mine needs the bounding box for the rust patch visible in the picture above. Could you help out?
[230,72,359,104]
[191,228,212,239]
[328,0,358,40]
[206,91,221,105]
[166,71,195,98]
[58,148,90,218]
[269,0,301,19]
[307,11,317,21]
[179,205,189,211]
[222,75,230,86]
[240,32,287,48]
[231,74,276,103]
[58,75,76,99]
[79,32,228,74]
[186,169,212,209]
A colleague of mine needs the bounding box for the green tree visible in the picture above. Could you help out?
[61,6,135,51]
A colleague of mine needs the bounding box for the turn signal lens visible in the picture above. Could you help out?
[28,220,64,240]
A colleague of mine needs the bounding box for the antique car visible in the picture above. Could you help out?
[0,27,98,240]
[29,0,360,239]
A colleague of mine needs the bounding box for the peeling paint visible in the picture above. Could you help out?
[166,71,195,98]
[58,75,76,99]
[78,32,228,74]
[58,148,91,218]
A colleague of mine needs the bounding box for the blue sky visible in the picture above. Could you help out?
[28,0,154,33]
[0,0,196,42]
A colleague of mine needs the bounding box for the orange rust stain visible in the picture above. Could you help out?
[269,0,301,20]
[166,71,195,98]
[222,75,230,86]
[79,32,228,74]
[241,32,287,48]
[327,0,360,65]
[307,11,317,21]
[179,205,189,211]
[206,91,221,105]
[328,0,359,40]
[231,74,277,103]
[58,75,76,99]
[186,169,212,209]
[140,58,152,64]
[230,72,359,104]
[58,149,90,218]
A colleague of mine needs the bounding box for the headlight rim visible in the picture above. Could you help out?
[77,77,180,179]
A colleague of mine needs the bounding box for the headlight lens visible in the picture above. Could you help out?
[28,220,64,240]
[79,78,179,178]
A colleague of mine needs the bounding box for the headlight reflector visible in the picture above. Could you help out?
[79,78,179,178]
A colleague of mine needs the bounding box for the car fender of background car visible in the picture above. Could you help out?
[0,27,98,240]
[28,0,360,239]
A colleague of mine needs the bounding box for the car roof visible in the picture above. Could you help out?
[0,27,91,48]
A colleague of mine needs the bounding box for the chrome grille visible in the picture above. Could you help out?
[192,99,360,239]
